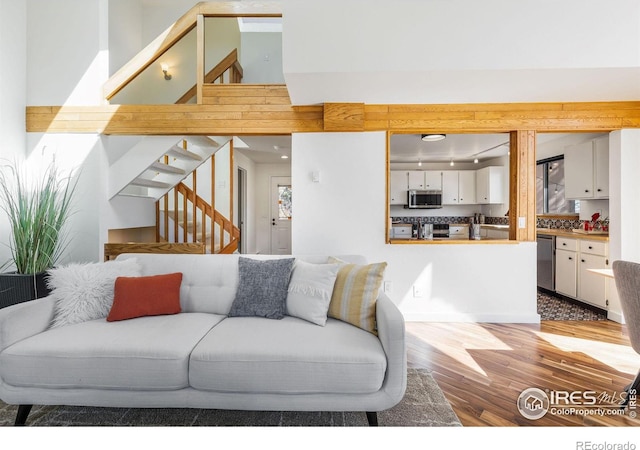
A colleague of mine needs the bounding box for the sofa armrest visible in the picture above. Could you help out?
[376,293,407,402]
[0,297,55,352]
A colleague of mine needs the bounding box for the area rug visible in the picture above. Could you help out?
[537,290,607,321]
[0,368,461,427]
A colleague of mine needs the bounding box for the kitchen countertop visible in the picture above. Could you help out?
[536,228,609,242]
[389,238,516,245]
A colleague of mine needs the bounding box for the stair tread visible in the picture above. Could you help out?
[149,161,186,175]
[131,178,172,188]
[166,146,202,161]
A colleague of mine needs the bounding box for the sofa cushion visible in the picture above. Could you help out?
[0,313,223,390]
[228,257,295,319]
[189,316,387,394]
[286,260,340,326]
[107,273,182,322]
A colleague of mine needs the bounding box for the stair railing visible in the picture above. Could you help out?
[156,178,240,254]
[176,48,243,104]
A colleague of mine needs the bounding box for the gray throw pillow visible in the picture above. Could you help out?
[228,257,296,319]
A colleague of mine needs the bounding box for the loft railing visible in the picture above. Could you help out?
[103,2,280,102]
[176,48,243,104]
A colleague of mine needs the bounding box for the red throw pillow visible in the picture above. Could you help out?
[107,273,183,322]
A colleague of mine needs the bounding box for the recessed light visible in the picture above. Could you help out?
[281,155,289,159]
[449,160,455,167]
[421,134,446,142]
[474,158,479,164]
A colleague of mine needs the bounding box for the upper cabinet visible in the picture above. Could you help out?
[442,170,476,205]
[407,170,442,190]
[564,136,609,199]
[424,171,443,190]
[390,171,408,205]
[476,166,504,204]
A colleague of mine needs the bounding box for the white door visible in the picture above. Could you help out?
[270,176,292,254]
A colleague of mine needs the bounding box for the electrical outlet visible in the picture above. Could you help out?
[413,285,424,298]
[383,281,392,293]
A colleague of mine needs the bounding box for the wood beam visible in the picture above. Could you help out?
[324,103,365,131]
[509,130,537,242]
[26,100,640,136]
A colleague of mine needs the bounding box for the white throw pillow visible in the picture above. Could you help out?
[48,258,142,328]
[286,260,340,326]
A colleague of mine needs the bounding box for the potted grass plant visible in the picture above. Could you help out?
[0,159,77,308]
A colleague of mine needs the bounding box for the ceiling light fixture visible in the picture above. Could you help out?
[161,63,172,80]
[421,134,446,142]
[281,154,289,159]
[418,160,422,167]
[449,160,455,167]
[474,158,479,164]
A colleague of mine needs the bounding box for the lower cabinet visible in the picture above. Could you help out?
[554,237,608,309]
[555,248,577,298]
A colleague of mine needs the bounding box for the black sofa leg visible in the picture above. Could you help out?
[15,405,32,426]
[366,411,378,426]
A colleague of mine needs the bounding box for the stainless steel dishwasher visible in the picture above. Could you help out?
[537,234,556,291]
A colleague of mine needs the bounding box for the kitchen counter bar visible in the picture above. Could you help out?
[536,228,609,242]
[389,238,517,245]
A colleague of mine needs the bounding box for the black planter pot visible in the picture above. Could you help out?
[0,272,50,309]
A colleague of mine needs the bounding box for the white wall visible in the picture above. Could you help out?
[240,32,284,84]
[108,0,142,76]
[255,163,291,254]
[282,0,640,104]
[292,132,538,322]
[27,0,107,106]
[0,0,27,269]
[21,0,109,265]
[234,150,257,254]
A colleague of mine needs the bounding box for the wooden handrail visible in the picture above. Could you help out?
[159,180,239,254]
[104,242,205,261]
[103,2,281,101]
[175,49,243,104]
[104,5,199,100]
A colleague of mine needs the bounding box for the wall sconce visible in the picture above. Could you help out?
[161,63,172,80]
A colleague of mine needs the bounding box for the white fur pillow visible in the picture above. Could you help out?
[48,259,142,328]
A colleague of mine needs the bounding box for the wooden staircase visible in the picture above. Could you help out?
[156,179,239,254]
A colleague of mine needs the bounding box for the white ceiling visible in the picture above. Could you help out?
[234,136,291,164]
[232,133,581,165]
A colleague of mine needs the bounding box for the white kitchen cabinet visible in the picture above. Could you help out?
[407,170,442,190]
[476,166,504,204]
[408,171,425,190]
[424,171,443,190]
[442,170,476,205]
[594,136,609,198]
[555,248,578,298]
[389,171,408,205]
[564,137,609,199]
[486,229,509,239]
[554,236,609,309]
[577,239,608,309]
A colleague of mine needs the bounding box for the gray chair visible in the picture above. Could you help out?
[612,260,640,407]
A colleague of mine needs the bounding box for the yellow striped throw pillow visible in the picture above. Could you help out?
[328,260,387,335]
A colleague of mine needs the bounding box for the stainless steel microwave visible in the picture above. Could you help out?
[407,190,443,209]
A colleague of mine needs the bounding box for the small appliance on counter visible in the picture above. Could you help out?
[433,224,449,239]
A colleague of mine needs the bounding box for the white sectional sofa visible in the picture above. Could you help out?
[0,254,406,426]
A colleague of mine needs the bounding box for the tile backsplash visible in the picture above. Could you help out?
[536,217,583,230]
[392,215,585,230]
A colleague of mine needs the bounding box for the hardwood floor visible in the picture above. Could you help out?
[406,320,640,426]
